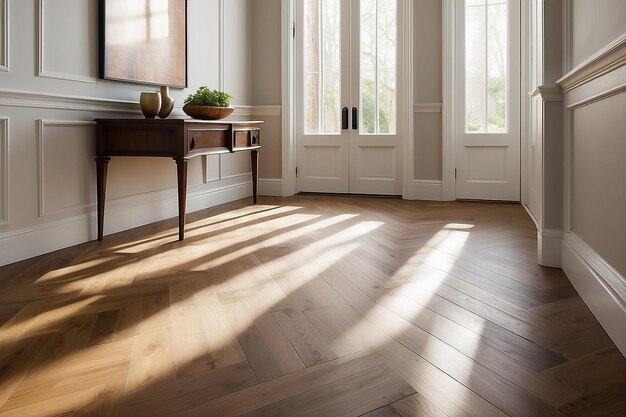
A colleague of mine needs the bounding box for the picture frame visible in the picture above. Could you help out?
[99,0,188,88]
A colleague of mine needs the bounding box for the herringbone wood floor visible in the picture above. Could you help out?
[0,196,624,417]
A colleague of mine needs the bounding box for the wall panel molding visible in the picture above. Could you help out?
[0,118,8,226]
[557,32,626,92]
[530,85,563,102]
[37,120,97,218]
[0,0,8,72]
[0,89,275,116]
[567,83,626,110]
[413,103,443,113]
[0,89,140,113]
[37,0,98,83]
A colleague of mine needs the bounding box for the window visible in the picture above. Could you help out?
[304,0,341,134]
[360,0,397,134]
[465,0,508,133]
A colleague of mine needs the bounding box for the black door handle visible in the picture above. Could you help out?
[342,107,349,130]
[352,107,358,130]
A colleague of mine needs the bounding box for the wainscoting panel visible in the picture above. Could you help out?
[0,0,8,72]
[0,117,7,225]
[558,31,626,355]
[37,120,96,218]
[220,152,252,180]
[38,0,98,83]
[570,91,626,279]
[204,154,221,183]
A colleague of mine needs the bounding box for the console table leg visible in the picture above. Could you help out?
[251,149,259,204]
[95,156,111,242]
[176,158,189,241]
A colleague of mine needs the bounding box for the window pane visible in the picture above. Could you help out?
[466,0,487,132]
[323,0,341,133]
[305,0,341,134]
[305,0,320,133]
[465,0,508,133]
[487,0,507,133]
[361,70,376,133]
[306,73,320,133]
[360,0,397,135]
[378,0,396,134]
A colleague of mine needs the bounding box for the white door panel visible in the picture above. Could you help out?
[455,0,521,201]
[297,0,403,195]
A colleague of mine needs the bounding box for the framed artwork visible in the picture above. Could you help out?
[99,0,187,88]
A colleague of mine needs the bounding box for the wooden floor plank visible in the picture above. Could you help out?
[390,393,450,417]
[0,196,622,416]
[272,308,339,367]
[176,350,388,417]
[222,301,305,382]
[242,362,415,417]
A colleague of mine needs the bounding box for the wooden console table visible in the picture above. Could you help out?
[95,119,262,241]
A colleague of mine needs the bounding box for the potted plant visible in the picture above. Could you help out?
[182,87,234,120]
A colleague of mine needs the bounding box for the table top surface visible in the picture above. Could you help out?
[95,118,264,125]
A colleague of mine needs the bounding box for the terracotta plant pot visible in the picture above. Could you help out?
[182,105,235,120]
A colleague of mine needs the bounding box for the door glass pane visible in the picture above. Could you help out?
[360,0,397,135]
[305,0,341,134]
[465,0,508,133]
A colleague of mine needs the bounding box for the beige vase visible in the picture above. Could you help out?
[140,92,161,119]
[158,86,175,119]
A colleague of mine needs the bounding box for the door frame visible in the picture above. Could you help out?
[281,0,414,198]
[441,0,531,202]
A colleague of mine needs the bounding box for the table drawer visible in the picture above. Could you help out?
[187,128,229,152]
[233,129,261,149]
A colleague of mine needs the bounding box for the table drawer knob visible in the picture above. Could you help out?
[251,135,257,145]
[190,137,197,149]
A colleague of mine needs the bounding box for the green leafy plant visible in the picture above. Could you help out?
[184,87,233,107]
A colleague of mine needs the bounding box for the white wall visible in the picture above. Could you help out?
[0,0,260,266]
[571,0,626,67]
[251,0,283,180]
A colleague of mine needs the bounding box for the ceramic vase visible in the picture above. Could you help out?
[140,92,161,119]
[158,86,175,119]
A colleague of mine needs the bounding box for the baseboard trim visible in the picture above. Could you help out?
[562,233,626,357]
[537,228,563,268]
[0,181,253,266]
[405,180,443,201]
[258,178,284,197]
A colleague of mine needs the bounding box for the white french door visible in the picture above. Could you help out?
[455,0,521,201]
[296,0,403,195]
